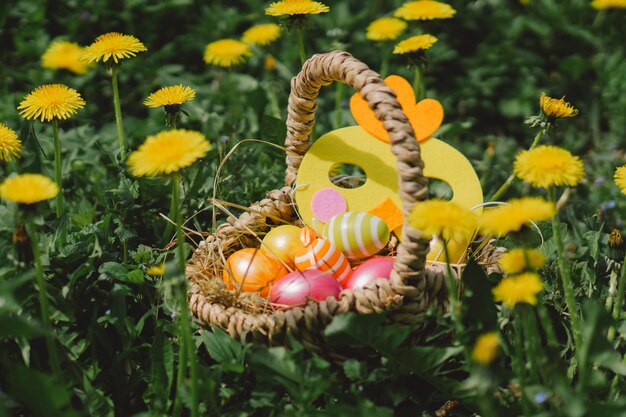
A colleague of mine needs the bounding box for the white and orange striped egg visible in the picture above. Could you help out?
[294,228,352,282]
[322,212,390,260]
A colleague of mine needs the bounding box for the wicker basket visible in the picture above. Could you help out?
[186,51,503,354]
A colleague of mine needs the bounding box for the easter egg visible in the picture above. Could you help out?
[294,228,352,282]
[261,225,304,268]
[223,248,288,297]
[269,269,342,306]
[342,256,395,290]
[323,212,390,260]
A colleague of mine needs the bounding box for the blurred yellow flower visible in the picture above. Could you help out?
[539,92,578,118]
[394,0,456,20]
[18,84,86,122]
[480,197,555,236]
[393,34,438,54]
[514,145,585,189]
[265,54,277,71]
[265,0,329,16]
[146,264,165,276]
[42,41,92,75]
[0,174,59,204]
[493,272,544,308]
[0,123,22,162]
[366,17,407,41]
[83,32,147,64]
[243,23,282,46]
[499,248,546,275]
[472,332,499,365]
[591,0,626,9]
[614,165,626,194]
[204,39,252,67]
[144,85,196,109]
[408,199,477,241]
[128,129,210,177]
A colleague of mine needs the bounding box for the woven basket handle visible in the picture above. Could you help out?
[284,51,431,288]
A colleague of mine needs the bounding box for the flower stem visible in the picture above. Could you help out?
[26,217,62,379]
[536,301,558,348]
[520,305,542,384]
[442,239,465,337]
[380,45,391,78]
[171,172,198,417]
[489,129,545,201]
[612,251,626,322]
[548,188,582,358]
[52,120,63,218]
[296,26,306,67]
[413,65,424,101]
[111,65,126,160]
[512,316,532,416]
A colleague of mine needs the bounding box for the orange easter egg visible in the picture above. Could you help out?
[223,248,288,297]
[294,228,352,282]
[261,225,304,268]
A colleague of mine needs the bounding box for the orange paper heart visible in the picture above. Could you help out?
[349,75,444,143]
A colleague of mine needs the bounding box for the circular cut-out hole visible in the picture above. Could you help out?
[428,179,454,200]
[329,163,367,189]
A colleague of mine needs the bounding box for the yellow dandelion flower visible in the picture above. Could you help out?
[203,39,252,68]
[366,17,407,42]
[615,165,626,195]
[146,264,165,276]
[499,248,546,275]
[265,54,277,71]
[0,174,59,205]
[393,34,438,55]
[472,332,499,365]
[128,129,211,177]
[144,85,196,109]
[591,0,626,9]
[394,0,456,20]
[514,145,585,189]
[408,199,477,241]
[480,197,555,236]
[539,92,578,118]
[242,23,282,46]
[0,123,22,162]
[41,41,92,75]
[18,84,86,123]
[265,0,330,16]
[83,32,147,64]
[493,272,544,309]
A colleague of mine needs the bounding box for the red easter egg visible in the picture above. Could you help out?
[342,256,394,290]
[223,248,288,297]
[261,225,304,269]
[269,269,342,306]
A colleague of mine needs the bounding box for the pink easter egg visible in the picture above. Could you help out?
[269,269,342,307]
[342,256,394,290]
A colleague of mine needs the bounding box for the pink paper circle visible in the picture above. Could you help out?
[311,188,347,222]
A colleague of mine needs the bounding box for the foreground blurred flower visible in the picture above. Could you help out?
[409,199,477,241]
[614,165,626,194]
[42,41,92,74]
[243,23,282,46]
[367,17,407,41]
[539,92,578,119]
[472,332,499,365]
[146,264,165,276]
[514,145,585,189]
[128,130,210,177]
[18,84,85,122]
[393,34,438,55]
[0,174,59,205]
[493,272,544,308]
[591,0,626,9]
[0,123,22,162]
[265,0,329,16]
[499,248,546,275]
[394,0,456,20]
[480,197,555,236]
[83,32,147,64]
[204,39,252,68]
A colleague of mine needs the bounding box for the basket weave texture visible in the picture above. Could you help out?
[186,51,503,352]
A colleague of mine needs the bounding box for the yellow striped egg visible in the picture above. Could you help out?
[323,212,390,260]
[294,228,352,282]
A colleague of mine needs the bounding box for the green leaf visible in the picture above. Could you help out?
[461,258,498,335]
[324,312,412,353]
[201,325,245,365]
